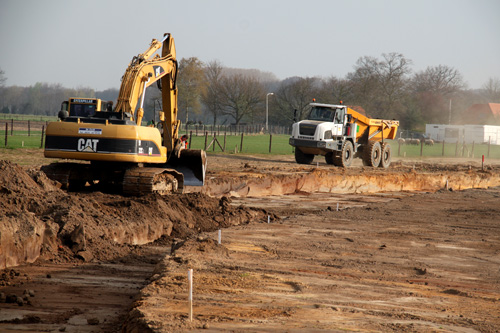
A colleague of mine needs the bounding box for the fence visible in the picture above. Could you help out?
[1,119,47,148]
[395,138,500,159]
[182,123,291,136]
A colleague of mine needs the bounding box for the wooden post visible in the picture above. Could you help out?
[398,139,401,157]
[189,130,193,149]
[10,119,13,135]
[420,139,424,156]
[455,139,459,157]
[204,131,208,150]
[240,132,244,152]
[40,125,45,148]
[223,132,226,152]
[269,134,272,153]
[442,139,445,156]
[4,122,8,146]
[28,120,31,136]
[213,132,216,152]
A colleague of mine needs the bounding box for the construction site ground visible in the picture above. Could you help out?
[1,150,499,332]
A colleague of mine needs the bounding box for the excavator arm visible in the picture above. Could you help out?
[114,34,177,133]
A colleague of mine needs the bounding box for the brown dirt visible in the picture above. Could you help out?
[1,151,500,332]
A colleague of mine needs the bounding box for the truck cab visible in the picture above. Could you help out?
[289,103,356,159]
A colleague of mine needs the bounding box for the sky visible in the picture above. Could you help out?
[1,0,499,91]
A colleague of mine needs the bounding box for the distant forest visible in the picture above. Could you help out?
[1,53,499,131]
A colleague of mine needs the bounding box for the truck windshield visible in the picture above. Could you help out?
[308,107,334,122]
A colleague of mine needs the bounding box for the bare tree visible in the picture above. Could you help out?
[317,76,354,105]
[0,68,6,87]
[201,60,224,126]
[273,77,319,124]
[347,53,412,118]
[177,57,205,123]
[481,77,500,102]
[413,64,465,95]
[411,65,466,124]
[219,74,264,125]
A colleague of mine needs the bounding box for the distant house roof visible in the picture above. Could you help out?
[461,103,500,125]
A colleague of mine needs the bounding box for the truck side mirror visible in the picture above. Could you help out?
[347,114,352,123]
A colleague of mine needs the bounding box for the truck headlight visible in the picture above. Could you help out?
[324,130,332,140]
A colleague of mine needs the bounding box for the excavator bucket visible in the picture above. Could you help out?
[167,149,207,186]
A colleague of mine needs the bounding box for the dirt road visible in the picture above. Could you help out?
[1,152,500,332]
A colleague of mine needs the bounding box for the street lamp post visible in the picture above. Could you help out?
[266,93,274,132]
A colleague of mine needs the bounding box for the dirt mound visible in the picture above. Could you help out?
[0,161,271,269]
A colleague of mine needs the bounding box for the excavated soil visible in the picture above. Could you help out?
[1,152,500,332]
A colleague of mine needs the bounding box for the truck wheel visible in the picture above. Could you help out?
[363,141,381,167]
[379,143,392,168]
[325,152,335,165]
[295,149,314,164]
[338,141,353,167]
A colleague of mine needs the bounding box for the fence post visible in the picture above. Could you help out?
[455,140,459,157]
[442,140,445,156]
[213,132,216,152]
[269,134,273,153]
[204,131,208,150]
[223,132,226,152]
[420,139,424,156]
[488,136,491,158]
[189,130,193,149]
[240,132,244,152]
[4,122,8,146]
[398,139,401,157]
[40,125,45,148]
[10,119,13,135]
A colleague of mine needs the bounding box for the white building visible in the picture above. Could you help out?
[425,124,500,145]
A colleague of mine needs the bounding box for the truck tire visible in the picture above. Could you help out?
[379,143,392,168]
[325,152,335,165]
[333,141,353,167]
[295,149,314,164]
[362,141,381,167]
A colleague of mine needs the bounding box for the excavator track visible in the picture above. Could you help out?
[122,167,184,195]
[42,163,184,195]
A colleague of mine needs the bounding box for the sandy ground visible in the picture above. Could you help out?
[1,151,500,332]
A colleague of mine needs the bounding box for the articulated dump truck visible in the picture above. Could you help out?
[289,103,399,168]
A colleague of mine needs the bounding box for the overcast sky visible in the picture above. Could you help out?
[1,0,499,91]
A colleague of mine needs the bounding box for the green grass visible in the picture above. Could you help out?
[0,114,57,122]
[0,131,44,149]
[392,140,500,159]
[188,133,294,155]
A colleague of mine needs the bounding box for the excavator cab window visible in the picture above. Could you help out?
[69,103,96,117]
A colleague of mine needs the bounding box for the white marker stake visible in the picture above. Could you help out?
[337,203,339,211]
[446,180,449,190]
[188,269,193,322]
[267,215,270,224]
[218,229,221,244]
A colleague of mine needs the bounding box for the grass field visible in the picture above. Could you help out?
[2,130,500,160]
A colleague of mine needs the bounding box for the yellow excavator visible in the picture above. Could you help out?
[42,33,206,195]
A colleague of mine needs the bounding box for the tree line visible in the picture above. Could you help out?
[1,54,500,131]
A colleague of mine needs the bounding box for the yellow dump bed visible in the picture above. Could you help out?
[347,107,399,142]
